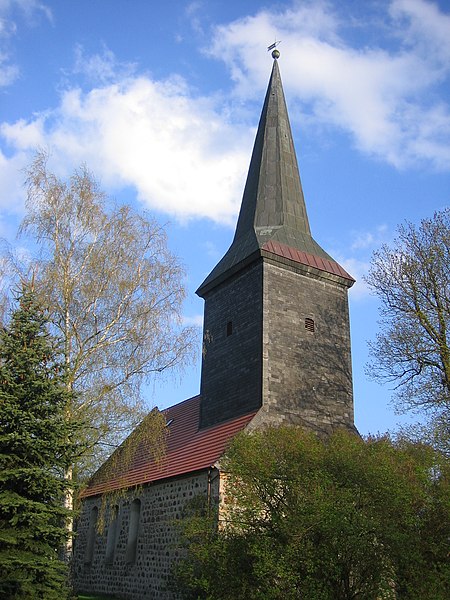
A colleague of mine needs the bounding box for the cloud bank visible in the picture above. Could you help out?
[1,72,251,222]
[0,0,449,225]
[208,0,450,171]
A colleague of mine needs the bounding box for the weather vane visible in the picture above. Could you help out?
[267,39,281,59]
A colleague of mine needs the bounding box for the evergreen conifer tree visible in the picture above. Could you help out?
[0,287,82,599]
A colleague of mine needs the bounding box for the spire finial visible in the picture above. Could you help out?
[267,40,281,59]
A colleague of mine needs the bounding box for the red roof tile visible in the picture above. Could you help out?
[83,396,256,497]
[262,240,355,283]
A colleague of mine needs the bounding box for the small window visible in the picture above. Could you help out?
[305,318,315,333]
[125,499,141,564]
[85,506,98,564]
[226,321,233,336]
[105,505,119,565]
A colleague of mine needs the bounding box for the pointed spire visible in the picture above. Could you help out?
[234,57,313,243]
[197,57,353,297]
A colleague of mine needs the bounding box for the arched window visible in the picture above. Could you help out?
[125,499,141,564]
[84,505,98,564]
[105,505,119,565]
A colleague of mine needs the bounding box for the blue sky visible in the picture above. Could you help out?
[1,0,450,436]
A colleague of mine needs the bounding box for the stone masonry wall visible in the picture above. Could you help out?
[253,259,354,433]
[200,260,263,428]
[73,469,219,600]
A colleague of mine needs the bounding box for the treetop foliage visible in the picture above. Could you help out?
[175,427,449,600]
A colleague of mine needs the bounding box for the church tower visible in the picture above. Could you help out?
[197,53,355,434]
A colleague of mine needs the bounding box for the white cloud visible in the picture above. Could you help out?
[186,1,205,35]
[0,12,18,86]
[202,240,222,259]
[0,73,252,223]
[1,1,449,228]
[0,52,17,85]
[72,45,137,86]
[207,0,450,170]
[182,314,204,327]
[339,256,372,300]
[333,224,392,299]
[351,225,389,250]
[390,0,450,63]
[0,1,52,23]
[0,147,30,214]
[0,0,52,87]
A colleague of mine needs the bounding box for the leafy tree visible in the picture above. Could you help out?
[0,287,83,599]
[175,427,450,600]
[2,151,197,478]
[397,412,449,459]
[365,210,450,444]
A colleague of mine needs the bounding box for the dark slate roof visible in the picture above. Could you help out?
[82,396,257,497]
[197,58,353,296]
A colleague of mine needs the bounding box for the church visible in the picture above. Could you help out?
[72,51,355,600]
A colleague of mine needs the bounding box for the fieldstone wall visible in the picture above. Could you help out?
[200,260,264,428]
[252,258,354,433]
[200,253,354,434]
[73,469,219,600]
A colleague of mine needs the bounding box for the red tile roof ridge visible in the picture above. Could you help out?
[262,240,355,282]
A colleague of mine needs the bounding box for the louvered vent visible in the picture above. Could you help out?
[305,318,315,333]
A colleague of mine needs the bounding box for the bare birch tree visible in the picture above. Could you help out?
[365,209,450,452]
[3,151,197,479]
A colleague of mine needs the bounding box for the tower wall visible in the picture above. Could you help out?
[255,259,353,432]
[200,261,263,429]
[199,257,354,433]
